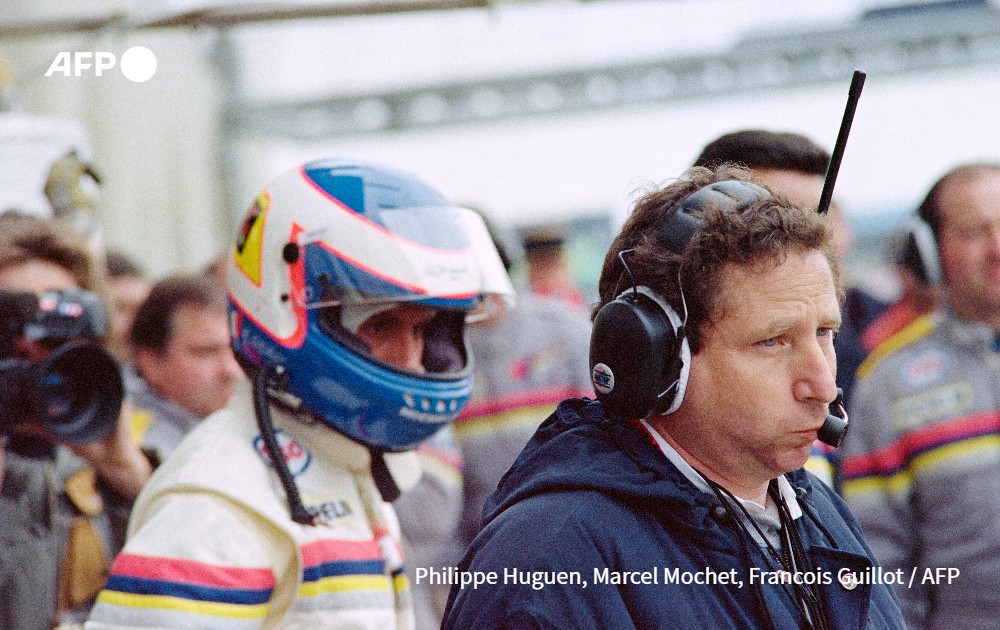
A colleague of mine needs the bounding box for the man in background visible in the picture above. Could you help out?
[842,162,1000,629]
[128,273,243,464]
[520,222,587,310]
[104,250,151,365]
[454,212,593,551]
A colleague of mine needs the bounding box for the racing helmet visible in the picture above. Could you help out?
[227,159,513,451]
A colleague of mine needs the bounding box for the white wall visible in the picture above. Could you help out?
[3,0,227,278]
[4,0,999,279]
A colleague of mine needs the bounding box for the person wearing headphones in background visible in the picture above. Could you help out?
[841,163,1000,630]
[85,160,513,630]
[441,164,905,630]
[0,212,151,630]
[858,219,943,353]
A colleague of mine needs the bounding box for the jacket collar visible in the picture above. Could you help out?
[487,399,824,540]
[639,418,804,520]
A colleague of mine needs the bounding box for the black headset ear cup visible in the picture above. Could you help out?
[897,215,942,286]
[589,289,686,420]
[590,180,766,420]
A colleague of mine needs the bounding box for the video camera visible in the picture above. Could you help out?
[0,287,123,444]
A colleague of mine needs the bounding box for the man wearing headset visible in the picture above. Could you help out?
[85,160,513,629]
[841,163,1000,630]
[442,165,904,630]
[691,128,893,490]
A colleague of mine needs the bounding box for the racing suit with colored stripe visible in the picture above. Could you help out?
[85,386,417,630]
[454,292,593,552]
[842,307,1000,630]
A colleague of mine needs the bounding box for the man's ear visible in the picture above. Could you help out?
[134,346,164,386]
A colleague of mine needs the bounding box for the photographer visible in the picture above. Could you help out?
[0,212,151,630]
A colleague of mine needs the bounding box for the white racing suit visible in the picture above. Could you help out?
[85,386,418,630]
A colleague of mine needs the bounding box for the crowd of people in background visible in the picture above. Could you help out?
[0,125,997,630]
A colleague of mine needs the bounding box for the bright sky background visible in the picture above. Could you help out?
[7,0,996,279]
[227,0,1000,227]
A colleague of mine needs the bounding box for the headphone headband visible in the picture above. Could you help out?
[655,180,771,254]
[897,214,943,286]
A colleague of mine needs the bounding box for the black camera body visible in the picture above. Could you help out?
[1,287,108,350]
[0,288,123,444]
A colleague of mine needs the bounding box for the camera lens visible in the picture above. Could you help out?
[30,341,123,444]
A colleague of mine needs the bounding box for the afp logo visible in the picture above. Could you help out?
[45,46,157,83]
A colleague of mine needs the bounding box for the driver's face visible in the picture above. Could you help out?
[354,303,437,373]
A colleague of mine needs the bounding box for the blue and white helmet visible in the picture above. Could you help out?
[227,159,513,451]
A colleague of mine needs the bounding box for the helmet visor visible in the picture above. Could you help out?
[316,304,468,376]
[296,205,514,321]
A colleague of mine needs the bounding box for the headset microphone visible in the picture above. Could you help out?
[818,388,848,448]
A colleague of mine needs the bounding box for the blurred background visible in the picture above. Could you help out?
[3,0,999,304]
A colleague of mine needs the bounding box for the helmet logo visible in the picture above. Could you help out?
[234,191,271,287]
[253,428,312,477]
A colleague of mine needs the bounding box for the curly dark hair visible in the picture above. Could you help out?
[595,165,840,353]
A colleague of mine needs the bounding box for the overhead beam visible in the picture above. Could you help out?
[232,3,1000,139]
[0,0,499,38]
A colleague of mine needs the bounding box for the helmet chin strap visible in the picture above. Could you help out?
[253,363,315,526]
[368,448,402,503]
[254,362,405,523]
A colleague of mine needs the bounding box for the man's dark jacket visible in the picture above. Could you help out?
[442,398,906,629]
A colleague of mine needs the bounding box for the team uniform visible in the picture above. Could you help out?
[455,292,593,550]
[842,307,1000,629]
[86,388,416,630]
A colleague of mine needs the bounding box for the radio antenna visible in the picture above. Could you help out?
[817,69,866,215]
